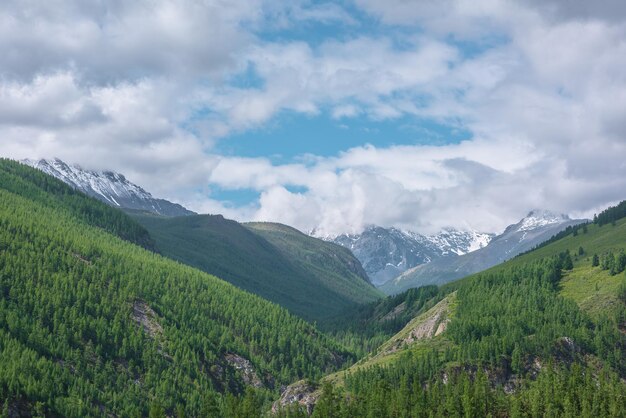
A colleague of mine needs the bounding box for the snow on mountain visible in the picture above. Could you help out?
[23,158,195,217]
[515,209,570,232]
[329,226,494,286]
[381,210,587,295]
[420,228,494,256]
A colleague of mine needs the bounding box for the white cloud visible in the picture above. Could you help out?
[1,0,625,237]
[0,0,259,83]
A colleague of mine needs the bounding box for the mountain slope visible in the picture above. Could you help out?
[0,160,351,417]
[332,226,493,286]
[24,158,194,217]
[278,204,626,416]
[130,214,382,322]
[0,158,154,250]
[381,210,586,294]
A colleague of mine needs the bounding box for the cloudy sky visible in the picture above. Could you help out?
[2,0,626,235]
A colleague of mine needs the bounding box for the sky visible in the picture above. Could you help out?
[2,0,626,236]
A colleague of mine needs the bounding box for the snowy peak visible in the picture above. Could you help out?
[23,158,195,217]
[330,209,577,290]
[423,228,494,256]
[383,210,588,295]
[330,225,494,286]
[25,158,153,206]
[513,209,571,232]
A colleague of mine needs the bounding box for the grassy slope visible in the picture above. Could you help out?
[245,223,381,301]
[131,215,382,322]
[0,161,352,416]
[323,293,457,386]
[315,215,626,394]
[492,218,626,317]
[318,285,442,358]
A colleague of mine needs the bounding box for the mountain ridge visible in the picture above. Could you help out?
[278,203,626,416]
[381,209,588,294]
[23,158,195,217]
[130,213,382,322]
[329,225,494,286]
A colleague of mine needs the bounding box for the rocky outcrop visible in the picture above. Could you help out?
[272,380,320,415]
[131,300,163,339]
[381,293,455,355]
[224,353,264,388]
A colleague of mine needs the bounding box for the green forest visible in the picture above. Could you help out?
[130,213,381,322]
[1,159,625,417]
[278,206,626,417]
[297,254,625,417]
[0,160,351,416]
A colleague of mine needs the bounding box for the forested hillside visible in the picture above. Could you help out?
[278,203,626,416]
[245,223,381,313]
[0,160,352,417]
[3,157,624,417]
[0,159,154,250]
[132,214,381,322]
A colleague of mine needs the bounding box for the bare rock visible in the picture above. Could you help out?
[224,353,264,388]
[272,380,320,415]
[131,300,163,339]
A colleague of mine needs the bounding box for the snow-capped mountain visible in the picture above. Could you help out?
[515,209,571,232]
[381,210,587,294]
[423,228,494,256]
[331,226,494,286]
[23,158,195,217]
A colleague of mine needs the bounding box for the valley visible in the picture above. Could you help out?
[0,160,624,417]
[3,1,625,416]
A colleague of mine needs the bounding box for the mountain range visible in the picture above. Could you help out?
[24,158,587,297]
[0,159,355,416]
[331,226,493,286]
[380,209,588,294]
[23,158,381,321]
[1,157,624,416]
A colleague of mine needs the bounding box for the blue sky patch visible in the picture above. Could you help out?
[214,110,471,163]
[209,186,261,207]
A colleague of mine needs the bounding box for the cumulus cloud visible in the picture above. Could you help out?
[1,0,625,236]
[0,0,258,83]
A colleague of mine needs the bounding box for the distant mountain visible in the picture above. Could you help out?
[331,226,494,286]
[23,158,194,217]
[130,214,382,322]
[300,206,626,416]
[380,210,588,294]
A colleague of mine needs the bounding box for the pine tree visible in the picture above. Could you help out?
[562,251,574,270]
[511,345,523,373]
[241,388,262,418]
[149,401,166,418]
[592,254,600,267]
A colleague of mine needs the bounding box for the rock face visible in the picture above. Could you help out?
[331,226,493,286]
[381,210,588,294]
[131,300,163,340]
[380,293,455,355]
[224,354,264,388]
[23,158,195,217]
[272,380,320,415]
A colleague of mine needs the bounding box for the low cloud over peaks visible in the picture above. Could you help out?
[2,0,626,235]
